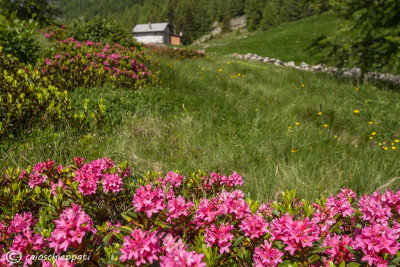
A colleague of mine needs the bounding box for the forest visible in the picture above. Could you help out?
[57,0,329,43]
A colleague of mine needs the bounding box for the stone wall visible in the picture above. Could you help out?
[232,53,400,85]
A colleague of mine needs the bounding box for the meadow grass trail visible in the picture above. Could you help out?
[1,55,400,201]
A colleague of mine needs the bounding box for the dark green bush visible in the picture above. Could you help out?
[68,17,140,48]
[0,14,40,63]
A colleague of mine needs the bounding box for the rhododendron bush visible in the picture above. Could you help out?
[0,30,157,137]
[1,158,400,266]
[41,37,158,91]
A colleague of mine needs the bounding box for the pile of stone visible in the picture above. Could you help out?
[232,53,400,85]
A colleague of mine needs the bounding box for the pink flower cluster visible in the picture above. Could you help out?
[194,190,251,227]
[167,196,194,222]
[119,228,160,265]
[74,157,124,195]
[239,214,269,240]
[271,214,319,255]
[354,224,399,266]
[160,171,184,188]
[132,185,166,218]
[160,234,206,267]
[253,241,284,267]
[203,171,243,189]
[5,157,400,266]
[48,204,95,253]
[204,222,234,254]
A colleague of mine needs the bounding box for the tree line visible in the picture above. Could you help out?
[55,0,330,44]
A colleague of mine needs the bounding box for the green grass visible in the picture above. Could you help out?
[1,55,400,201]
[205,12,341,65]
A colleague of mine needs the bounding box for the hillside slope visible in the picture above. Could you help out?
[3,52,400,200]
[204,13,340,65]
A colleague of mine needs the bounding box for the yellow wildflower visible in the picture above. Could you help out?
[353,109,360,114]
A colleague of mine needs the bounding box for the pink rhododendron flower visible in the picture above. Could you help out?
[214,190,251,220]
[50,179,66,196]
[167,196,194,222]
[74,158,114,195]
[48,204,95,253]
[239,214,269,240]
[358,191,392,224]
[253,240,283,267]
[381,190,400,213]
[271,214,319,255]
[160,248,206,267]
[119,228,160,265]
[7,212,34,235]
[221,171,243,187]
[325,193,355,217]
[257,202,273,217]
[337,188,357,199]
[28,172,47,188]
[322,234,354,263]
[354,224,399,267]
[11,229,45,265]
[162,233,185,253]
[204,222,234,254]
[102,173,123,193]
[193,198,223,226]
[162,171,183,187]
[132,185,166,218]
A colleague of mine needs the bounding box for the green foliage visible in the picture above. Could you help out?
[68,17,135,46]
[56,0,327,43]
[0,0,60,25]
[222,11,231,33]
[145,44,205,59]
[246,0,263,31]
[0,48,70,137]
[260,0,280,31]
[181,2,196,44]
[310,0,400,74]
[0,34,158,138]
[0,14,40,63]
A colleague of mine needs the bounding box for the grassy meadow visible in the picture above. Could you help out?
[205,12,341,65]
[2,53,400,201]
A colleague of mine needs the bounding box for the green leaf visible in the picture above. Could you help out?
[232,236,244,247]
[312,246,332,254]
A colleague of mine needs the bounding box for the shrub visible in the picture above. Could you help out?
[0,48,70,137]
[0,14,40,63]
[0,36,157,138]
[145,44,206,59]
[68,17,141,48]
[1,157,400,266]
[41,37,158,91]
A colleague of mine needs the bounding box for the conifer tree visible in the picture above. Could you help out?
[181,1,195,44]
[260,0,279,31]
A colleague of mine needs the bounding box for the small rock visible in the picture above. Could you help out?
[284,61,296,67]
